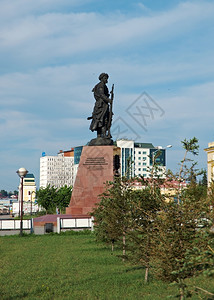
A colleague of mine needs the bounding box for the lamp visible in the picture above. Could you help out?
[16,167,28,236]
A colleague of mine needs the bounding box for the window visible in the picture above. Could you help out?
[138,151,141,154]
[138,168,141,171]
[143,151,146,154]
[143,163,146,166]
[138,162,141,165]
[138,157,141,160]
[143,157,146,160]
[143,168,146,171]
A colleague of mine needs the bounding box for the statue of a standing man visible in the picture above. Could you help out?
[88,73,114,144]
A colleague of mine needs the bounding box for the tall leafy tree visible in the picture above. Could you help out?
[36,185,72,214]
[36,185,57,213]
[0,190,8,197]
[55,185,72,213]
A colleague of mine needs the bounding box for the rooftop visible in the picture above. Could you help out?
[134,142,155,149]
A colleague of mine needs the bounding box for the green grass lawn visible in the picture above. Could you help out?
[0,232,213,300]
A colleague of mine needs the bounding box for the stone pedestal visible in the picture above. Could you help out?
[66,145,114,216]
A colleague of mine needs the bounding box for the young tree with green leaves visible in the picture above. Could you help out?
[151,137,213,298]
[92,176,134,256]
[153,190,212,281]
[36,185,72,214]
[127,186,164,283]
[179,137,199,182]
[55,185,72,214]
[93,136,214,297]
[36,185,57,214]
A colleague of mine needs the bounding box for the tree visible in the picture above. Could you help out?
[13,190,18,196]
[0,190,8,198]
[36,185,57,214]
[55,185,72,213]
[153,191,212,281]
[127,186,163,283]
[92,136,214,297]
[151,165,214,299]
[179,137,199,181]
[92,176,134,256]
[200,169,208,187]
[36,185,72,214]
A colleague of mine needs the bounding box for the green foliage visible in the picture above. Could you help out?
[198,169,208,187]
[91,176,134,253]
[179,137,199,182]
[126,187,164,282]
[0,189,18,197]
[153,187,213,282]
[55,185,72,213]
[36,185,57,213]
[181,137,199,156]
[36,185,72,214]
[13,190,18,196]
[0,189,8,197]
[92,136,214,298]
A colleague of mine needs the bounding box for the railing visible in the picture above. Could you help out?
[0,217,94,234]
[57,217,94,233]
[0,219,31,230]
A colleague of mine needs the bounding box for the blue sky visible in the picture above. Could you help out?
[0,0,214,191]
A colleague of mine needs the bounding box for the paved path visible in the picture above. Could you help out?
[0,214,13,219]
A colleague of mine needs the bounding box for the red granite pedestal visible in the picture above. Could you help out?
[66,145,114,216]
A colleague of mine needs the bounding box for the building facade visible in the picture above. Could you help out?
[40,150,75,188]
[204,142,214,186]
[116,139,167,178]
[18,173,37,203]
[15,173,37,216]
[39,141,167,189]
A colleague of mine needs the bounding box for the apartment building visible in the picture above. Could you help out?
[116,139,167,178]
[39,140,168,189]
[40,150,75,188]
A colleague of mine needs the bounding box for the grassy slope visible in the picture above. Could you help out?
[0,232,213,300]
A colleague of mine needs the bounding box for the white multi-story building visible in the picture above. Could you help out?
[40,150,75,188]
[116,139,167,178]
[39,141,167,189]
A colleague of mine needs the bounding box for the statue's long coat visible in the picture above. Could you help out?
[90,81,110,132]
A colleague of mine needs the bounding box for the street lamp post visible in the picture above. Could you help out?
[16,167,28,236]
[30,191,36,215]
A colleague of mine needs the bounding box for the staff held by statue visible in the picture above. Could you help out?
[107,84,114,138]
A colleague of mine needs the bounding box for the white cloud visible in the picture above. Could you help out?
[0,0,92,21]
[0,1,213,190]
[1,1,214,65]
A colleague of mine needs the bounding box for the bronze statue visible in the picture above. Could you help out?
[88,73,114,146]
